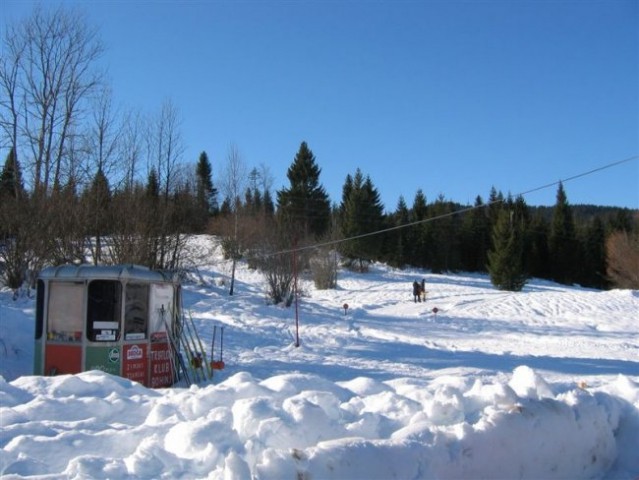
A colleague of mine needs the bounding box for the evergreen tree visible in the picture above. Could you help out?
[487,208,528,291]
[276,142,331,240]
[172,180,200,234]
[244,187,255,214]
[339,168,385,271]
[362,174,385,250]
[511,195,532,273]
[144,168,161,268]
[339,174,354,220]
[549,182,578,284]
[263,189,275,216]
[51,176,84,265]
[428,195,461,273]
[219,196,232,217]
[459,196,491,272]
[0,147,25,199]
[527,213,551,280]
[195,151,218,222]
[579,216,607,289]
[251,188,263,213]
[146,168,160,199]
[0,147,29,288]
[488,186,505,227]
[608,208,634,233]
[409,189,429,268]
[387,196,410,267]
[84,168,111,265]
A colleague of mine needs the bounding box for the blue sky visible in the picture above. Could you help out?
[2,0,638,209]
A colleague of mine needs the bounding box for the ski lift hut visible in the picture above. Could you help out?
[33,264,182,388]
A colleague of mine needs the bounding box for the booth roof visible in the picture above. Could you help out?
[38,264,177,283]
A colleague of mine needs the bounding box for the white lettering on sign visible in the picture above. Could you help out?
[153,362,171,374]
[97,333,116,341]
[126,345,143,360]
[150,349,171,361]
[151,375,171,388]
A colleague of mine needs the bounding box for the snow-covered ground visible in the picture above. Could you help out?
[1,235,638,479]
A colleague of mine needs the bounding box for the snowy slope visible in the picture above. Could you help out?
[1,235,638,479]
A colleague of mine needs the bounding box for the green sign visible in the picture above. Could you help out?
[85,346,121,376]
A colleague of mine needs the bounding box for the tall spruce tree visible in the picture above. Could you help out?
[276,142,330,240]
[196,151,218,223]
[339,168,385,271]
[144,168,161,268]
[549,182,578,284]
[487,207,528,291]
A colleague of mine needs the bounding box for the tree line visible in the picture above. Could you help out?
[1,5,637,299]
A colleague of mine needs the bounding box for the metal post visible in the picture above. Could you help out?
[293,244,300,347]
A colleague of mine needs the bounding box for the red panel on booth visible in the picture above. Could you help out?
[45,344,82,376]
[123,344,148,386]
[149,333,173,388]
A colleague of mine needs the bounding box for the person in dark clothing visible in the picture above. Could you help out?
[421,279,426,302]
[413,280,421,302]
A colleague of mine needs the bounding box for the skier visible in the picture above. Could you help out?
[412,280,421,303]
[421,279,427,302]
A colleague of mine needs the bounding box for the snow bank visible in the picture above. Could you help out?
[2,369,638,479]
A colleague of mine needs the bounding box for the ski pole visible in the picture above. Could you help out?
[220,326,224,363]
[163,314,191,386]
[181,311,205,383]
[177,314,201,383]
[188,311,212,380]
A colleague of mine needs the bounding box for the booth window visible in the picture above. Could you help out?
[35,280,45,340]
[48,282,84,342]
[87,280,122,342]
[124,283,149,340]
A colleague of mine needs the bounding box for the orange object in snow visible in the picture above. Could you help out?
[210,360,225,370]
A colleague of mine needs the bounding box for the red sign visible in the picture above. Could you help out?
[149,341,174,388]
[123,344,148,386]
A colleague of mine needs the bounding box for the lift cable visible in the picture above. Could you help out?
[270,154,639,258]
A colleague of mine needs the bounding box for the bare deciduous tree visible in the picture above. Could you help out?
[13,5,104,192]
[82,86,121,264]
[0,23,24,158]
[144,99,185,270]
[606,230,639,289]
[0,5,104,286]
[220,143,247,295]
[119,109,145,191]
[148,100,184,201]
[250,230,295,305]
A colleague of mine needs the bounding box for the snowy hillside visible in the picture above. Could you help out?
[1,235,638,479]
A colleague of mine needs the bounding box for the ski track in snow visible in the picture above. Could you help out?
[181,262,639,384]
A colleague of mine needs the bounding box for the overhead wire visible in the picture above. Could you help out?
[268,154,639,258]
